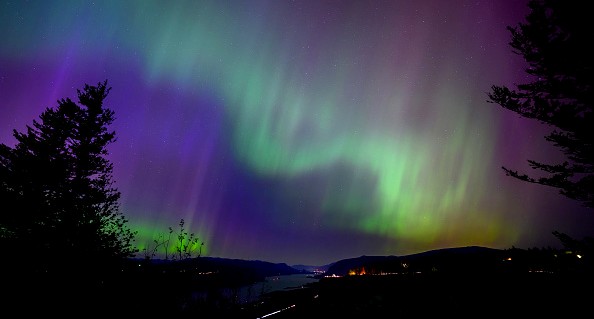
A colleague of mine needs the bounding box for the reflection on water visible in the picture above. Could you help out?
[190,273,319,306]
[236,273,319,304]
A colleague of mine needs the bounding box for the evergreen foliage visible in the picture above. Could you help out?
[488,0,593,208]
[0,80,137,277]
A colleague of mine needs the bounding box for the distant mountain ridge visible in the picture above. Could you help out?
[132,256,304,276]
[133,246,509,278]
[131,245,587,282]
[197,256,304,277]
[325,246,508,276]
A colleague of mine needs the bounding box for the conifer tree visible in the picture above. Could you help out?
[488,0,593,208]
[0,81,137,276]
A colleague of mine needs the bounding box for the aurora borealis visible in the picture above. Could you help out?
[1,0,593,266]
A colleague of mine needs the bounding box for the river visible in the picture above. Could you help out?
[235,273,319,304]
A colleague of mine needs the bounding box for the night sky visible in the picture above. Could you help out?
[1,0,593,266]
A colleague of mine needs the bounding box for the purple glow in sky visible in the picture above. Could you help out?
[1,0,592,266]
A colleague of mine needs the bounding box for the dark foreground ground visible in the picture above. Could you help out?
[5,270,592,318]
[233,271,593,319]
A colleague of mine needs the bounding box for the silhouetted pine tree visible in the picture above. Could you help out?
[0,81,137,278]
[488,0,594,208]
